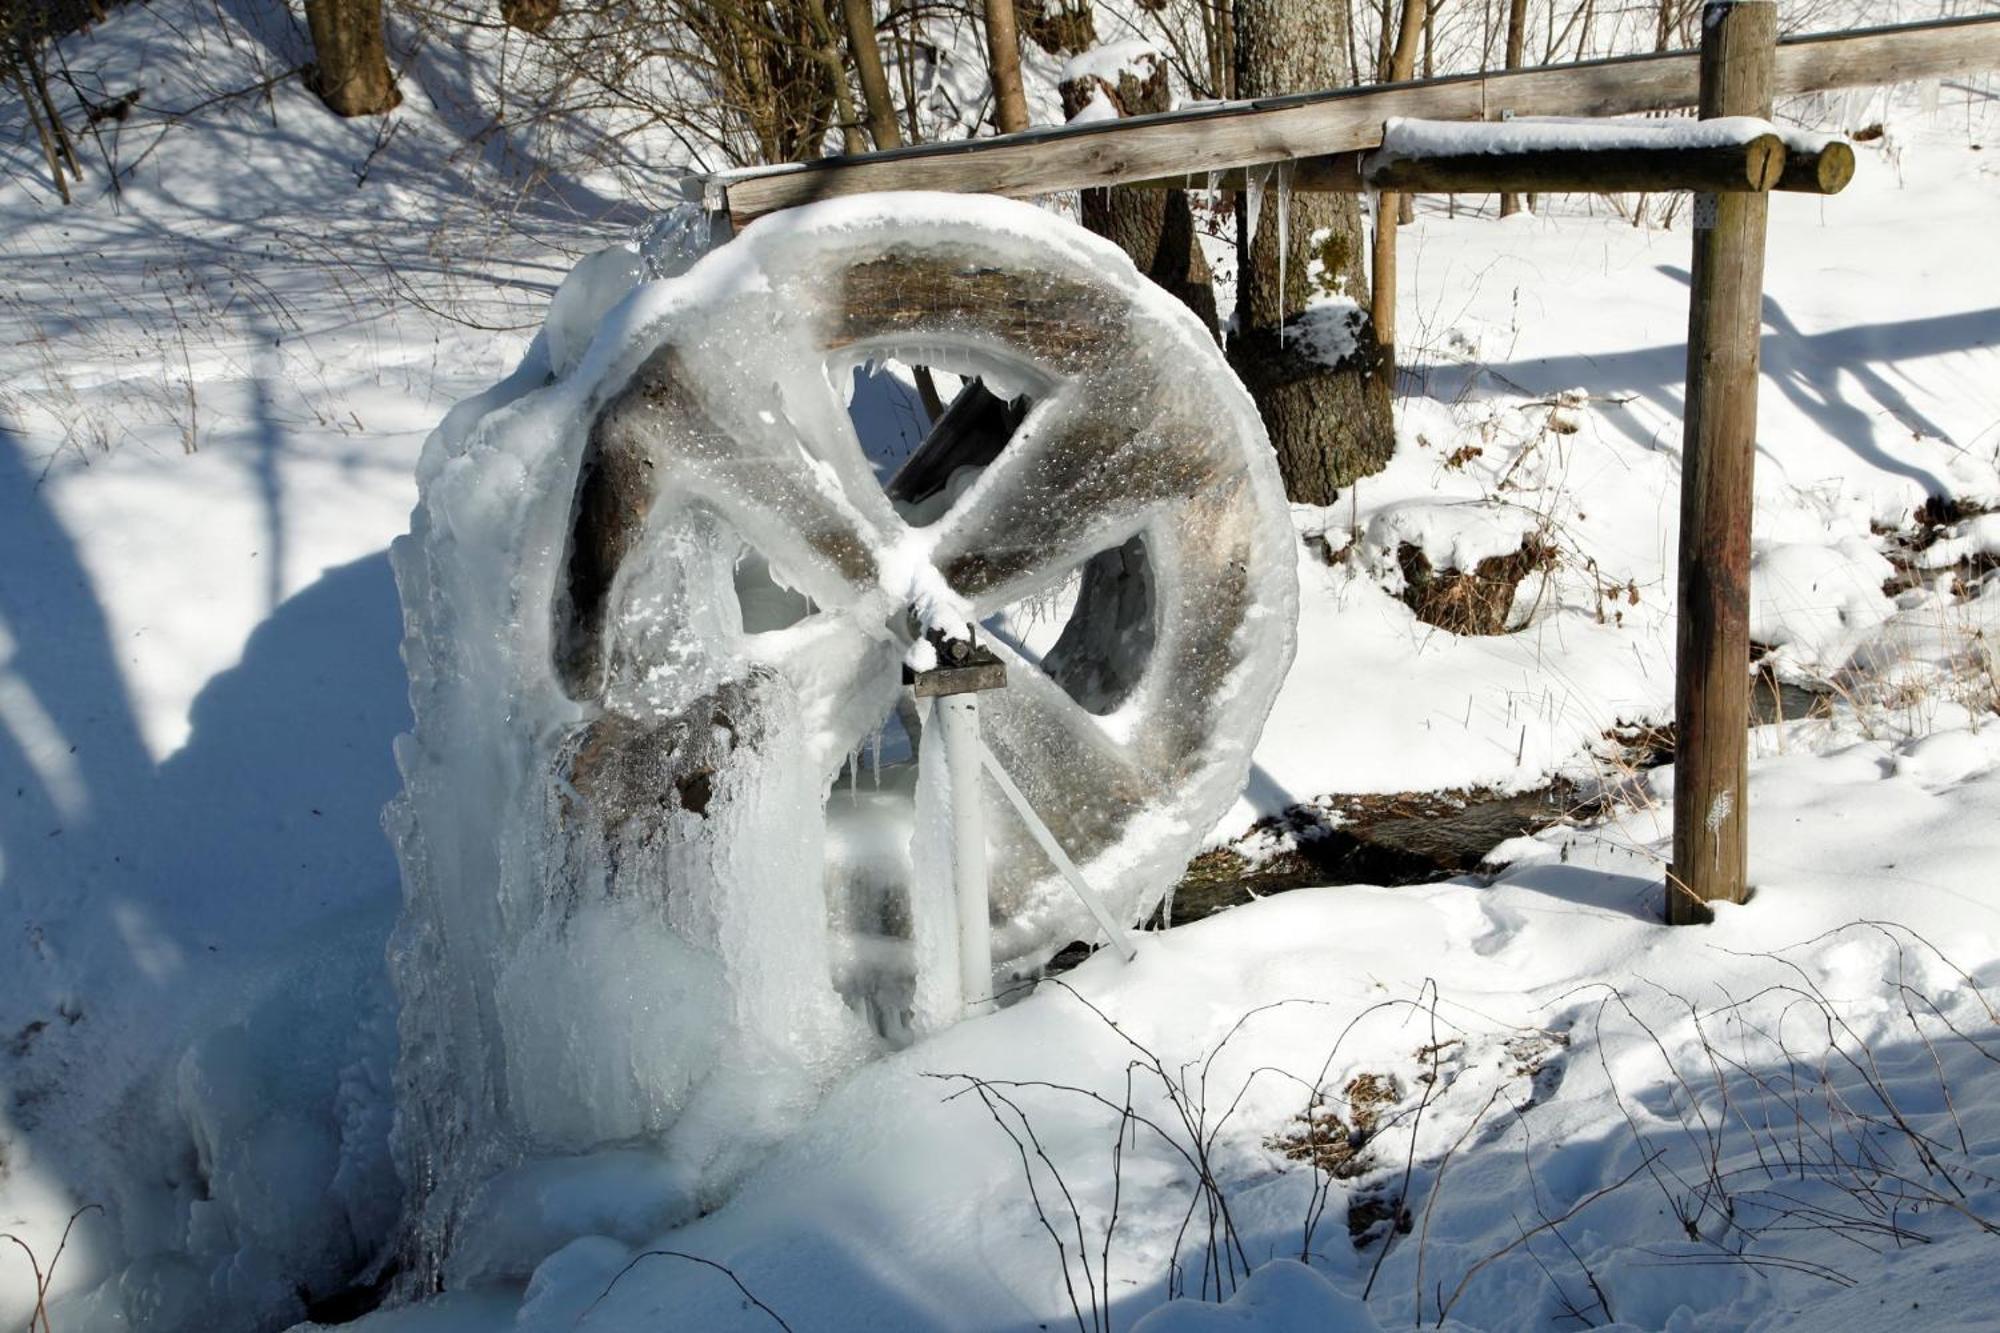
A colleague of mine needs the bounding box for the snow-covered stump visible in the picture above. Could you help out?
[386,195,1297,1287]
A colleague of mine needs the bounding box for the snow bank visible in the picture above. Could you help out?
[1750,539,1897,672]
[1132,1261,1391,1332]
[331,703,2000,1333]
[1060,40,1162,88]
[1915,511,2000,569]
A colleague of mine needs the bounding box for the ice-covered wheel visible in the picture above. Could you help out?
[554,195,1300,1015]
[388,195,1299,1274]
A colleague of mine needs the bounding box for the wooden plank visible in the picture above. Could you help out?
[709,13,2000,224]
[1363,134,1785,194]
[712,80,1484,225]
[1669,0,1775,926]
[1774,13,2000,95]
[1120,155,1366,192]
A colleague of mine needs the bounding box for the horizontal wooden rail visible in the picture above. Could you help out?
[1364,133,1787,194]
[703,12,2000,226]
[1120,127,1854,196]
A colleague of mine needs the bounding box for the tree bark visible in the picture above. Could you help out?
[983,0,1032,133]
[1230,0,1394,503]
[303,0,400,117]
[1060,57,1218,337]
[6,45,70,204]
[1371,0,1425,359]
[841,0,903,148]
[802,0,868,155]
[1499,0,1529,216]
[1405,0,1434,224]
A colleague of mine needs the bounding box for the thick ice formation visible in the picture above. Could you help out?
[387,192,1297,1284]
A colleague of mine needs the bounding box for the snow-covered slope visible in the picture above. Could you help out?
[323,703,2000,1333]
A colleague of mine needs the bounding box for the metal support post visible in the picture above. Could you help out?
[906,625,1138,1020]
[937,693,995,1017]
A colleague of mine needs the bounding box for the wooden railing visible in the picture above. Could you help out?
[698,13,2000,227]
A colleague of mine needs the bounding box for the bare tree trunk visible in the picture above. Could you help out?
[6,45,70,204]
[1406,0,1436,223]
[1371,0,1425,360]
[1498,0,1528,215]
[802,0,868,154]
[20,38,79,183]
[893,0,923,143]
[1201,0,1228,98]
[1060,59,1217,337]
[841,0,903,148]
[983,0,1031,133]
[1218,0,1236,100]
[1344,0,1362,102]
[303,0,400,117]
[1231,0,1395,503]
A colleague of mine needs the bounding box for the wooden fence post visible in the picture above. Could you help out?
[1668,0,1775,925]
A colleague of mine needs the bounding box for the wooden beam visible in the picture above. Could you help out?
[1120,130,1854,196]
[1363,134,1786,194]
[1778,138,1856,194]
[1669,0,1775,925]
[707,13,2000,225]
[1120,157,1367,193]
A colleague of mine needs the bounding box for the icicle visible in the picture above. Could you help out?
[869,724,884,789]
[1244,163,1271,256]
[1276,160,1293,351]
[1201,168,1231,352]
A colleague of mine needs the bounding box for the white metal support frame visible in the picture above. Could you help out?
[937,694,997,1017]
[913,629,1140,1021]
[975,741,1139,965]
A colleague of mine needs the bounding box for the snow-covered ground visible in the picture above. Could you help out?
[4,2,2000,1330]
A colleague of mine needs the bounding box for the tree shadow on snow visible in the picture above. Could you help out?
[0,422,410,1320]
[1413,277,1998,501]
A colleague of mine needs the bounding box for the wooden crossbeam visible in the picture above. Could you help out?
[1119,131,1854,196]
[1365,133,1788,194]
[703,13,2000,226]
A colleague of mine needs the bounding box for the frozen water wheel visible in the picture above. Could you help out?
[553,197,1300,1022]
[387,196,1300,1276]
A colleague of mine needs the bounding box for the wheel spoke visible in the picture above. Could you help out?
[979,637,1149,876]
[926,375,1235,614]
[597,342,898,612]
